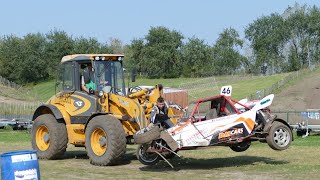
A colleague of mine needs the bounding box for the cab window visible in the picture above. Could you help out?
[62,62,74,90]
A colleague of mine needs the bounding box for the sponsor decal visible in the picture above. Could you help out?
[184,128,209,144]
[301,112,320,120]
[74,100,84,108]
[118,98,129,107]
[14,168,38,180]
[71,95,90,113]
[185,131,202,143]
[260,99,270,105]
[218,128,243,140]
[57,94,72,104]
[11,153,37,163]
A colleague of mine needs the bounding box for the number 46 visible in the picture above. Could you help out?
[220,85,232,96]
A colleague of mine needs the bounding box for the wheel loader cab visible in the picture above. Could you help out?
[51,55,127,127]
[57,55,126,96]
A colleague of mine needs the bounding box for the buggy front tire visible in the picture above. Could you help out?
[136,144,160,165]
[266,121,292,151]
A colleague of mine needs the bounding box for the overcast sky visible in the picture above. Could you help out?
[1,0,319,44]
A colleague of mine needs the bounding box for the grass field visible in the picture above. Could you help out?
[1,130,320,179]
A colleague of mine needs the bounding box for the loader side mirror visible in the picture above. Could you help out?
[131,68,137,82]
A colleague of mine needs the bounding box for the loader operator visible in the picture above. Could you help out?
[81,63,96,94]
[150,97,183,129]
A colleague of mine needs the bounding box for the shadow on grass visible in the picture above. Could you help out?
[51,146,137,166]
[139,155,288,171]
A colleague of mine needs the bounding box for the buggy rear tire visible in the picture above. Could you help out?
[230,141,251,152]
[266,121,292,151]
[133,125,161,144]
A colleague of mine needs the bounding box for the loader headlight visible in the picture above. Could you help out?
[95,56,100,60]
[98,91,104,97]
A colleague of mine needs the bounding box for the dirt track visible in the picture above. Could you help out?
[272,72,320,111]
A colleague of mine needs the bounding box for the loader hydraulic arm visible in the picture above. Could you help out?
[109,94,148,128]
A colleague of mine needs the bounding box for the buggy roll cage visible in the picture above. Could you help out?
[190,95,252,123]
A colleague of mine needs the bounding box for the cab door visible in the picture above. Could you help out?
[55,61,98,124]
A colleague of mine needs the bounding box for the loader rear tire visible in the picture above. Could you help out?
[85,115,126,166]
[133,125,161,144]
[32,114,68,159]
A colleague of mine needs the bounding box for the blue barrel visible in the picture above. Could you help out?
[1,150,40,180]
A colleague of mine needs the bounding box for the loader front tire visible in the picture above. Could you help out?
[32,114,68,159]
[85,115,126,166]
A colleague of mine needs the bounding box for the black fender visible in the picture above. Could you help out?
[263,118,294,141]
[32,104,63,121]
[84,113,109,130]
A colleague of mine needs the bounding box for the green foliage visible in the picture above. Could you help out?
[0,30,120,84]
[213,28,246,75]
[45,30,74,78]
[0,35,24,82]
[129,26,184,78]
[1,3,319,85]
[245,4,320,74]
[245,13,288,73]
[182,37,212,77]
[127,26,247,78]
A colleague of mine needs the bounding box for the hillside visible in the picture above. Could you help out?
[30,73,290,102]
[0,84,38,103]
[272,67,320,111]
[4,68,318,111]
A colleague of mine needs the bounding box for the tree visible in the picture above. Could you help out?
[108,38,124,54]
[0,35,24,82]
[19,33,48,83]
[72,37,102,54]
[213,28,246,75]
[126,38,145,72]
[143,26,184,78]
[181,37,212,77]
[245,13,288,73]
[45,30,74,78]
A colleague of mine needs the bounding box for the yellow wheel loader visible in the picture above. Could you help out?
[31,54,177,166]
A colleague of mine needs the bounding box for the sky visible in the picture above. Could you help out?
[1,0,320,45]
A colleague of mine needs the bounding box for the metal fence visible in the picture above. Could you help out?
[0,76,22,90]
[0,114,33,120]
[273,110,320,133]
[247,67,318,100]
[0,102,41,119]
[178,75,259,102]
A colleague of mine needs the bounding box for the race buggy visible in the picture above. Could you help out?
[133,86,293,167]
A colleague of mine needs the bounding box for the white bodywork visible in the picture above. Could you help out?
[167,94,275,148]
